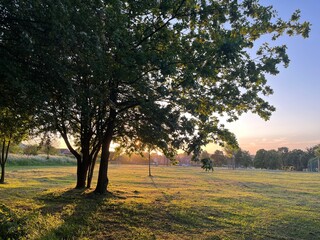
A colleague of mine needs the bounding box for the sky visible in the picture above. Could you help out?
[207,0,320,154]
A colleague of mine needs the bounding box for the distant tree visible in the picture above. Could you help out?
[254,149,268,169]
[234,149,253,168]
[224,144,239,169]
[286,149,308,171]
[200,150,211,160]
[316,147,320,158]
[315,146,320,172]
[278,147,289,168]
[254,149,281,170]
[211,150,227,167]
[38,134,59,159]
[23,145,39,156]
[267,150,281,170]
[8,144,23,154]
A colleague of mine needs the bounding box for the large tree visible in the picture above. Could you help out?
[1,0,310,193]
[1,0,108,188]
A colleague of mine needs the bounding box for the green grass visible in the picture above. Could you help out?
[1,165,320,239]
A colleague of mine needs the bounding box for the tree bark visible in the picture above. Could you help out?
[76,137,90,188]
[0,164,5,184]
[0,139,10,184]
[60,131,89,188]
[94,110,116,194]
[94,140,110,194]
[87,148,100,188]
[148,149,152,177]
[75,161,87,188]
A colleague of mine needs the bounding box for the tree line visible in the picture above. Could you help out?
[205,144,320,171]
[1,1,310,192]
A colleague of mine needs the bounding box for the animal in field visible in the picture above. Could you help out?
[201,158,214,172]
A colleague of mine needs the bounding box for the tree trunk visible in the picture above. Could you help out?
[75,154,91,189]
[0,139,10,184]
[76,161,87,188]
[94,109,116,194]
[0,164,5,184]
[87,148,100,188]
[148,149,152,177]
[60,131,86,188]
[94,141,110,194]
[232,156,235,170]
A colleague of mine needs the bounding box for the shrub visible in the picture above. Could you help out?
[23,145,39,155]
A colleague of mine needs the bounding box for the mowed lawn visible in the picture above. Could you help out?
[1,165,320,240]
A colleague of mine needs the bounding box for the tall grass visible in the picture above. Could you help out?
[7,154,77,166]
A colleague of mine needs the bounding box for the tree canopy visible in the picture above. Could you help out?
[0,0,310,193]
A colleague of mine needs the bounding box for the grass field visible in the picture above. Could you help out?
[1,165,320,240]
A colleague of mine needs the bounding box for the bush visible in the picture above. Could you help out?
[23,145,39,155]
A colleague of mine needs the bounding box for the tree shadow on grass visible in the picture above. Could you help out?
[36,188,120,240]
[6,184,317,240]
[36,187,225,239]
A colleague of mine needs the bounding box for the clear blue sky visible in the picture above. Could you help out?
[207,0,320,154]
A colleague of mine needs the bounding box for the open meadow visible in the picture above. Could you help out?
[1,165,320,240]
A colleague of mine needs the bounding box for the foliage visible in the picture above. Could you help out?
[23,145,39,156]
[212,148,252,169]
[0,108,30,183]
[234,149,253,168]
[254,149,269,169]
[307,157,319,172]
[200,150,211,160]
[210,150,227,167]
[315,146,320,158]
[200,158,214,172]
[286,149,309,171]
[37,133,59,159]
[8,144,23,154]
[254,149,281,170]
[254,145,320,171]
